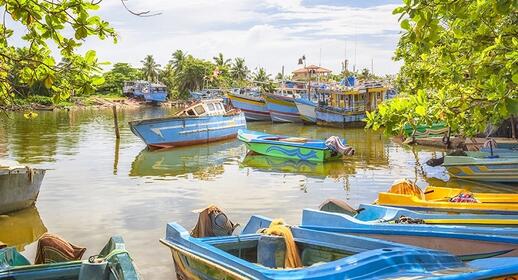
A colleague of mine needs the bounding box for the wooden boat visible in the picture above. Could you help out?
[302,209,518,261]
[0,164,45,214]
[0,206,47,251]
[376,185,518,214]
[443,153,518,182]
[320,200,518,225]
[293,97,317,124]
[263,93,302,123]
[0,236,140,279]
[161,215,518,279]
[227,89,271,121]
[129,99,247,149]
[238,129,353,162]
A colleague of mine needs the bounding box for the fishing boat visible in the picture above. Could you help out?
[161,215,518,279]
[0,236,140,279]
[129,99,247,149]
[227,89,271,121]
[238,129,354,162]
[443,153,518,182]
[320,199,518,225]
[263,93,302,123]
[376,181,518,214]
[402,123,447,137]
[125,80,168,103]
[301,209,518,261]
[315,82,387,128]
[293,97,317,124]
[0,164,45,214]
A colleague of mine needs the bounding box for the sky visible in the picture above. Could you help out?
[15,0,406,76]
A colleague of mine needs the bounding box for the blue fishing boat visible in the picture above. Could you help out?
[161,215,518,279]
[238,129,354,162]
[0,236,140,279]
[301,209,518,261]
[227,89,271,121]
[124,80,168,103]
[294,97,316,123]
[443,154,518,182]
[129,99,247,149]
[320,199,518,226]
[264,93,302,123]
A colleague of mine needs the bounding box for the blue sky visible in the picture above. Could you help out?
[78,0,404,75]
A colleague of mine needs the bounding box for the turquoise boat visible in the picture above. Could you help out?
[161,215,518,279]
[301,209,518,261]
[443,154,518,182]
[238,129,353,162]
[320,200,518,226]
[0,236,140,279]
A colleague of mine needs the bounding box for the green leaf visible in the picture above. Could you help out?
[513,73,518,84]
[401,19,411,30]
[85,50,96,63]
[392,7,405,14]
[44,75,54,89]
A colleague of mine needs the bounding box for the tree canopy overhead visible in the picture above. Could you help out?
[367,0,518,136]
[0,0,117,106]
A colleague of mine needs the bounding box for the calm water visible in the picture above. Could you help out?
[0,107,515,279]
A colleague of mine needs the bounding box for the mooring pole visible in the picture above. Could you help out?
[112,105,120,139]
[511,114,516,139]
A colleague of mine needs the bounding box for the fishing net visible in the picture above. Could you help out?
[257,219,302,268]
[388,179,425,200]
[449,193,479,203]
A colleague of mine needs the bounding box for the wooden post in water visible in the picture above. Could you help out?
[112,105,120,139]
[511,114,516,139]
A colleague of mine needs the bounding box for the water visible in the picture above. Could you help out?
[0,107,514,278]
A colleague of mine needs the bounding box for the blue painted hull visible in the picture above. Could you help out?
[162,215,518,279]
[294,98,316,123]
[264,94,302,123]
[227,93,271,121]
[316,107,365,128]
[143,91,168,102]
[129,113,247,148]
[302,209,518,260]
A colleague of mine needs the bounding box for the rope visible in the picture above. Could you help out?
[257,219,302,268]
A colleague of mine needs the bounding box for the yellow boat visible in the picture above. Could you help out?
[376,179,518,214]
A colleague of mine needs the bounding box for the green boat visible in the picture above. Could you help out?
[238,129,354,162]
[402,123,447,137]
[0,236,140,279]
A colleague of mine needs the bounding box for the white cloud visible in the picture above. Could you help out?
[77,0,402,75]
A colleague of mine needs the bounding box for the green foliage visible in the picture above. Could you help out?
[0,0,116,106]
[173,55,214,98]
[230,58,250,87]
[97,63,141,95]
[252,68,274,92]
[140,55,160,82]
[367,0,518,136]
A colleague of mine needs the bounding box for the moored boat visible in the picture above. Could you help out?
[293,97,317,124]
[0,236,140,279]
[238,129,354,162]
[0,164,45,214]
[320,199,518,225]
[301,209,518,261]
[443,153,518,182]
[129,99,247,149]
[376,180,518,214]
[161,215,518,279]
[263,93,302,123]
[227,89,271,121]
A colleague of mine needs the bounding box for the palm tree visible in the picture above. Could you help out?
[252,67,271,83]
[213,53,231,68]
[141,55,160,82]
[169,50,187,72]
[230,58,249,81]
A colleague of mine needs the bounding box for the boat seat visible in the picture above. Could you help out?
[257,235,286,268]
[280,137,308,143]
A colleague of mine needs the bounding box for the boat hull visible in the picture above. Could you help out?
[129,113,247,148]
[445,162,518,182]
[264,94,302,123]
[294,98,316,123]
[302,209,518,261]
[0,167,45,214]
[316,107,365,128]
[227,93,271,121]
[143,92,168,103]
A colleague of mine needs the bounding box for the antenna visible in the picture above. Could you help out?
[319,47,322,66]
[371,57,374,75]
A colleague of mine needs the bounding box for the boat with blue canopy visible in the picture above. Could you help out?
[238,129,354,162]
[161,215,518,280]
[320,199,518,226]
[130,99,247,149]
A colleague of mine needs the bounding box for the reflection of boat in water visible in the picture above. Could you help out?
[0,206,47,251]
[240,153,355,179]
[130,140,243,179]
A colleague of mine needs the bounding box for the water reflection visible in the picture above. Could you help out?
[0,206,47,251]
[130,140,244,180]
[241,153,356,180]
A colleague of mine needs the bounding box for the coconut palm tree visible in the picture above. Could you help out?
[213,53,231,68]
[141,55,160,82]
[252,67,271,83]
[169,50,187,72]
[230,58,249,81]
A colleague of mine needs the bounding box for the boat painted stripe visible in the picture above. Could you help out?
[269,109,299,117]
[150,120,242,137]
[179,124,247,134]
[239,108,270,115]
[264,96,296,107]
[228,95,265,106]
